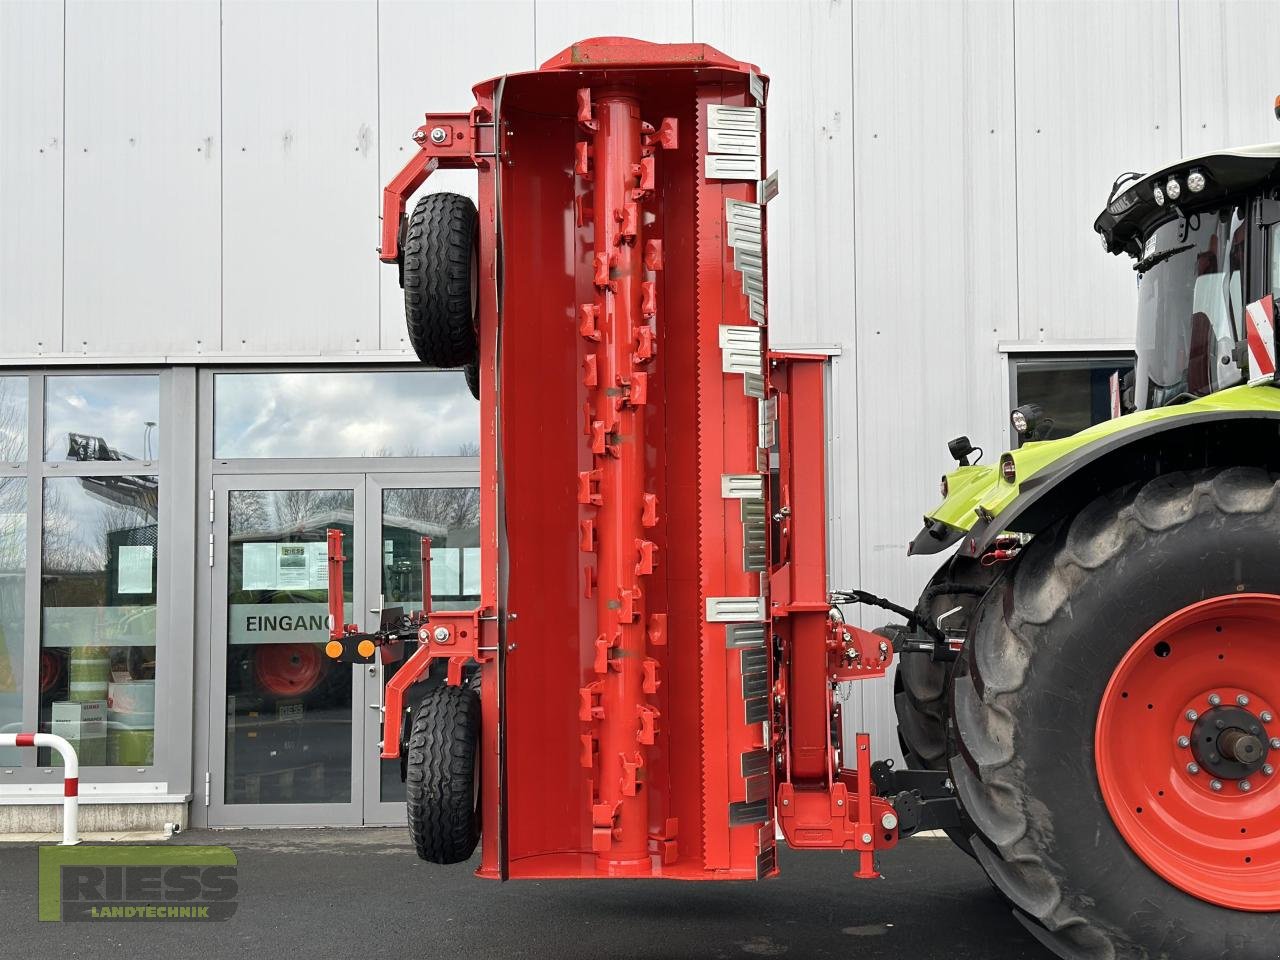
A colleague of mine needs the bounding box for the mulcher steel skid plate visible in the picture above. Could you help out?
[372,37,904,882]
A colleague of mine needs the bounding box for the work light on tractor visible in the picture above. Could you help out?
[322,40,1279,960]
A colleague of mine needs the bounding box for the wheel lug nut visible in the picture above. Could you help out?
[1264,764,1275,777]
[1208,693,1222,706]
[1263,712,1274,724]
[1240,780,1253,792]
[1210,780,1223,792]
[1272,738,1280,750]
[1187,762,1200,775]
[1186,709,1199,722]
[1177,736,1190,748]
[1238,694,1251,707]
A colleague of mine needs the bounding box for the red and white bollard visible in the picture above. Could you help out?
[0,733,80,845]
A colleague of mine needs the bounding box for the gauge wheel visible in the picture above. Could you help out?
[406,684,481,864]
[952,467,1280,960]
[402,192,479,369]
[463,361,480,401]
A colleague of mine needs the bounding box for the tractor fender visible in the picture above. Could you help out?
[952,409,1280,559]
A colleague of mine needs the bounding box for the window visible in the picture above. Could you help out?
[213,370,478,459]
[8,371,168,771]
[1010,354,1135,446]
[1270,222,1280,296]
[1134,205,1245,408]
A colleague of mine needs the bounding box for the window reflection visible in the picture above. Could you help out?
[0,377,27,462]
[39,476,160,767]
[45,375,160,462]
[382,486,481,613]
[213,371,478,459]
[0,479,25,764]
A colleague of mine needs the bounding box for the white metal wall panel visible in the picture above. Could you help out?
[0,1,63,354]
[533,0,693,66]
[1014,0,1181,342]
[849,0,1018,762]
[222,0,379,355]
[694,0,855,347]
[1178,1,1280,158]
[62,0,221,355]
[377,1,536,351]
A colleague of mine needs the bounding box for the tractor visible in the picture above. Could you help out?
[324,37,1279,960]
[900,135,1280,955]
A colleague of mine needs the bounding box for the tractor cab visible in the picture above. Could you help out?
[1095,144,1280,410]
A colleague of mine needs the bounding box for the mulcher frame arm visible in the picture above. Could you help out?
[378,108,495,265]
[768,355,901,878]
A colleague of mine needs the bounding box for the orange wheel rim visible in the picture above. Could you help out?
[1095,594,1280,911]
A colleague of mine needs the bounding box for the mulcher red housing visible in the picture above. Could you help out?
[360,37,902,880]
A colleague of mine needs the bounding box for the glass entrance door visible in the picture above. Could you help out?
[208,475,364,826]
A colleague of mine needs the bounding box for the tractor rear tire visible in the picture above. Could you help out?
[405,684,481,864]
[463,361,480,401]
[402,192,478,369]
[951,467,1280,960]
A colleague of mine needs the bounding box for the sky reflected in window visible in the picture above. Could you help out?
[45,375,160,462]
[214,371,478,459]
[0,377,28,462]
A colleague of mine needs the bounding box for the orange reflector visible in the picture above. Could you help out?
[324,640,343,660]
[357,639,376,659]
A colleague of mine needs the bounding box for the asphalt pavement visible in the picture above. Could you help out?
[0,829,1051,959]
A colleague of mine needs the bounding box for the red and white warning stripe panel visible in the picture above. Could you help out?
[1245,294,1276,383]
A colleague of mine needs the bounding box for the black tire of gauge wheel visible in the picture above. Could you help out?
[402,192,479,369]
[463,361,479,401]
[951,466,1280,960]
[405,684,481,864]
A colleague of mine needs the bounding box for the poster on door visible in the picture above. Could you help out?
[242,542,329,591]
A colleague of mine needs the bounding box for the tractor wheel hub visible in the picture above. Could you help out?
[1187,704,1271,781]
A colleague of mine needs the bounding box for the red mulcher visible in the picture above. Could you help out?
[327,35,910,883]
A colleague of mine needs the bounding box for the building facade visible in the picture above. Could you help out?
[1,0,1276,831]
